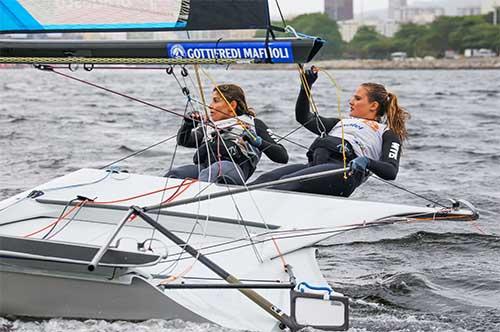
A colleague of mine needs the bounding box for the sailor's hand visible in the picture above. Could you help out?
[348,156,370,174]
[184,111,204,125]
[241,130,263,147]
[303,65,319,88]
[187,111,203,120]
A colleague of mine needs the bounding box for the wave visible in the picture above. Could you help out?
[118,145,135,152]
[8,116,27,123]
[320,231,499,248]
[470,89,500,95]
[471,112,500,120]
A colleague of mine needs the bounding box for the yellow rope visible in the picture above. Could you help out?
[193,64,209,119]
[318,67,348,179]
[297,64,320,115]
[199,66,255,139]
[297,65,348,179]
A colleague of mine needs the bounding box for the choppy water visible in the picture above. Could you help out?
[1,67,499,331]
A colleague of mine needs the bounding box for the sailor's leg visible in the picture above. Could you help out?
[272,162,360,197]
[199,161,246,185]
[311,147,332,166]
[248,164,308,185]
[164,164,200,179]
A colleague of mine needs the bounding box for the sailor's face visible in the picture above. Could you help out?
[349,86,378,120]
[210,91,235,122]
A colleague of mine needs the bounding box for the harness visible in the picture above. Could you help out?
[194,115,261,175]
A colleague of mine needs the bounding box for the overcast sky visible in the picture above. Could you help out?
[269,0,420,18]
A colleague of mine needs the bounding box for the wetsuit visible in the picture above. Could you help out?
[166,116,288,185]
[251,87,402,196]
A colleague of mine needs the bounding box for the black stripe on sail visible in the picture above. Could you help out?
[179,0,191,24]
[186,0,270,30]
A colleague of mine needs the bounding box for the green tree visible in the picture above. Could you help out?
[392,23,429,57]
[255,12,500,59]
[256,13,345,59]
[346,26,393,59]
[462,24,500,53]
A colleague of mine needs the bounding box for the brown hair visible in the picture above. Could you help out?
[361,82,410,142]
[214,84,256,117]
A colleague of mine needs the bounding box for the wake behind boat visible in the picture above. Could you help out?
[0,1,479,331]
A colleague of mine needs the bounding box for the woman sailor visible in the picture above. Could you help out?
[251,67,410,197]
[166,84,288,185]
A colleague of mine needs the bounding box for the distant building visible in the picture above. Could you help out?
[388,0,444,24]
[482,0,500,24]
[457,7,482,16]
[388,0,407,21]
[338,20,400,42]
[400,7,445,24]
[482,0,500,13]
[325,0,354,22]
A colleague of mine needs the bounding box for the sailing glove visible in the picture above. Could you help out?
[303,66,319,87]
[242,130,263,147]
[185,110,203,121]
[349,156,370,173]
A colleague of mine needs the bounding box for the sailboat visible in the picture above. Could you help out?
[0,1,479,331]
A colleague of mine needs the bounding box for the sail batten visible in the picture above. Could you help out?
[0,0,271,34]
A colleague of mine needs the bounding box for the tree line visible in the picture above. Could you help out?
[259,12,500,60]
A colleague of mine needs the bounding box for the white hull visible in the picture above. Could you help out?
[0,169,477,331]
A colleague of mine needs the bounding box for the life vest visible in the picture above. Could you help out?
[194,115,261,175]
[307,136,355,164]
[329,118,387,161]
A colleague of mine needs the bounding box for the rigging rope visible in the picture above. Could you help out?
[297,64,327,136]
[100,135,177,169]
[32,63,471,239]
[274,0,288,27]
[317,67,349,179]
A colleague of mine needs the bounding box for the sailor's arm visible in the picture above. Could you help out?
[254,119,289,164]
[366,130,401,180]
[177,118,204,148]
[296,72,340,135]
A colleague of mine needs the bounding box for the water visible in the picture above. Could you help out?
[1,67,499,331]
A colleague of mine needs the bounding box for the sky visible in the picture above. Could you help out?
[269,0,484,18]
[269,0,391,18]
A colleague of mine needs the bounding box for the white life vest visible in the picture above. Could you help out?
[329,118,387,160]
[205,114,255,141]
[205,114,261,162]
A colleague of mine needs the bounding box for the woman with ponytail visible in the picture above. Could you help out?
[251,67,410,197]
[166,84,288,185]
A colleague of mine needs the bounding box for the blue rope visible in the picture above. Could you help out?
[297,282,333,295]
[40,166,121,192]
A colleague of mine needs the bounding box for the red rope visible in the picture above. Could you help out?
[24,199,88,238]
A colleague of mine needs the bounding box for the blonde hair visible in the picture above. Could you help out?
[361,83,410,142]
[214,84,256,117]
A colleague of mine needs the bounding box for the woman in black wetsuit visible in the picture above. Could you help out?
[166,84,288,185]
[251,68,410,197]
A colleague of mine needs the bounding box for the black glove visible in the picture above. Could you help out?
[184,110,202,121]
[302,66,318,88]
[241,130,263,147]
[348,156,370,174]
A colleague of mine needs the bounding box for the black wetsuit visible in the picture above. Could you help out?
[251,87,402,197]
[166,117,288,183]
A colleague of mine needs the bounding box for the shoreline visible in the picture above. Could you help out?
[316,57,500,70]
[236,57,500,70]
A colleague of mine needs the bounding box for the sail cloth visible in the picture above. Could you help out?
[0,0,270,34]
